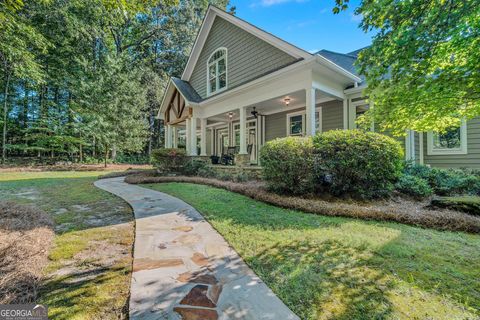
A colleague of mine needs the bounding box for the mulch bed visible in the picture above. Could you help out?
[125,174,480,234]
[0,202,54,303]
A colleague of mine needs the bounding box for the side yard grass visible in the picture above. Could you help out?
[0,171,134,320]
[145,182,480,320]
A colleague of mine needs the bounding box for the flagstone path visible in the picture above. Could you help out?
[95,177,299,320]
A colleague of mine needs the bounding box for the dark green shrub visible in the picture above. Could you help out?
[313,130,404,199]
[115,153,150,164]
[151,148,187,174]
[183,159,216,178]
[395,175,433,199]
[260,137,315,195]
[405,164,480,196]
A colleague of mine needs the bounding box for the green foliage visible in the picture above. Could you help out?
[151,148,187,174]
[0,0,230,163]
[395,174,433,199]
[148,182,480,319]
[405,164,480,196]
[431,196,480,216]
[260,136,315,195]
[337,0,480,134]
[313,130,404,199]
[183,159,216,178]
[114,153,149,164]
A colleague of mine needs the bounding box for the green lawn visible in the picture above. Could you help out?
[145,182,480,320]
[0,171,134,320]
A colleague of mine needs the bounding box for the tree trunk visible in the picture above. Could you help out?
[111,144,117,162]
[2,71,11,164]
[93,136,96,158]
[104,146,108,168]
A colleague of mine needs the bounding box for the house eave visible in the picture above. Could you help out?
[181,5,312,82]
[314,55,362,83]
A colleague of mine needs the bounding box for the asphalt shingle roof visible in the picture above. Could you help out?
[171,77,203,103]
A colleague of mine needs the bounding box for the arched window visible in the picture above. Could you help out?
[207,48,227,95]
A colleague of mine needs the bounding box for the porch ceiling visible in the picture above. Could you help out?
[206,89,337,123]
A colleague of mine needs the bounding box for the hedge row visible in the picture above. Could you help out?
[260,130,404,199]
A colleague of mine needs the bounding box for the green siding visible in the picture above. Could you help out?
[264,101,344,141]
[189,17,297,99]
[321,100,343,131]
[423,117,480,168]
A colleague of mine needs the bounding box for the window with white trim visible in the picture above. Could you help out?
[286,108,322,136]
[207,48,227,95]
[427,120,467,155]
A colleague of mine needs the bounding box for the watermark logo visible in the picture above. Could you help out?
[0,304,48,320]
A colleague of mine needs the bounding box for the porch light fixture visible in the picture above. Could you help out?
[227,112,234,120]
[284,97,291,106]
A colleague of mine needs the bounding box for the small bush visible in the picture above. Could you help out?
[183,160,216,178]
[405,164,480,196]
[151,148,187,174]
[313,130,404,199]
[260,137,315,195]
[396,175,433,199]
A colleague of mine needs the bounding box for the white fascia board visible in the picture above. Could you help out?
[181,5,311,81]
[157,80,175,119]
[314,55,362,83]
[181,9,216,81]
[197,58,315,108]
[344,84,368,95]
[198,68,314,119]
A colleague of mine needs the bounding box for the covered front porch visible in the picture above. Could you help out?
[161,57,362,166]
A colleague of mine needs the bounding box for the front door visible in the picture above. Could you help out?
[217,128,229,156]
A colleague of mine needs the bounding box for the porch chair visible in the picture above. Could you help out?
[221,146,237,165]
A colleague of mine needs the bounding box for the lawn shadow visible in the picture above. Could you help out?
[39,264,130,320]
[250,239,394,319]
[148,182,480,319]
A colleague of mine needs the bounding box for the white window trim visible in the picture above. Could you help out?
[427,120,468,155]
[207,47,228,96]
[286,108,322,136]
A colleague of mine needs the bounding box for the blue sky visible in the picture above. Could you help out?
[229,0,374,54]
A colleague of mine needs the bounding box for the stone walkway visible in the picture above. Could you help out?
[95,177,299,320]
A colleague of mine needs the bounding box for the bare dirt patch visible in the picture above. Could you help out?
[0,202,54,303]
[125,174,480,233]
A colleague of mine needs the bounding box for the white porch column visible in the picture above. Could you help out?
[343,98,348,130]
[200,118,207,156]
[239,107,247,154]
[190,117,198,156]
[185,118,191,154]
[305,87,316,136]
[405,130,415,162]
[172,127,178,148]
[165,124,172,148]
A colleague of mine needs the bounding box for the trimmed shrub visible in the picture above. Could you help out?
[260,136,315,195]
[183,159,216,178]
[405,164,480,196]
[151,148,187,174]
[395,174,433,199]
[313,130,404,199]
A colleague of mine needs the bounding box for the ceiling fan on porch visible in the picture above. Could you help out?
[250,107,263,119]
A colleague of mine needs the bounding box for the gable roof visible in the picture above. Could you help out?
[315,48,367,81]
[171,77,202,103]
[181,5,312,81]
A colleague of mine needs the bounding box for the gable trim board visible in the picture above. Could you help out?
[181,5,311,82]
